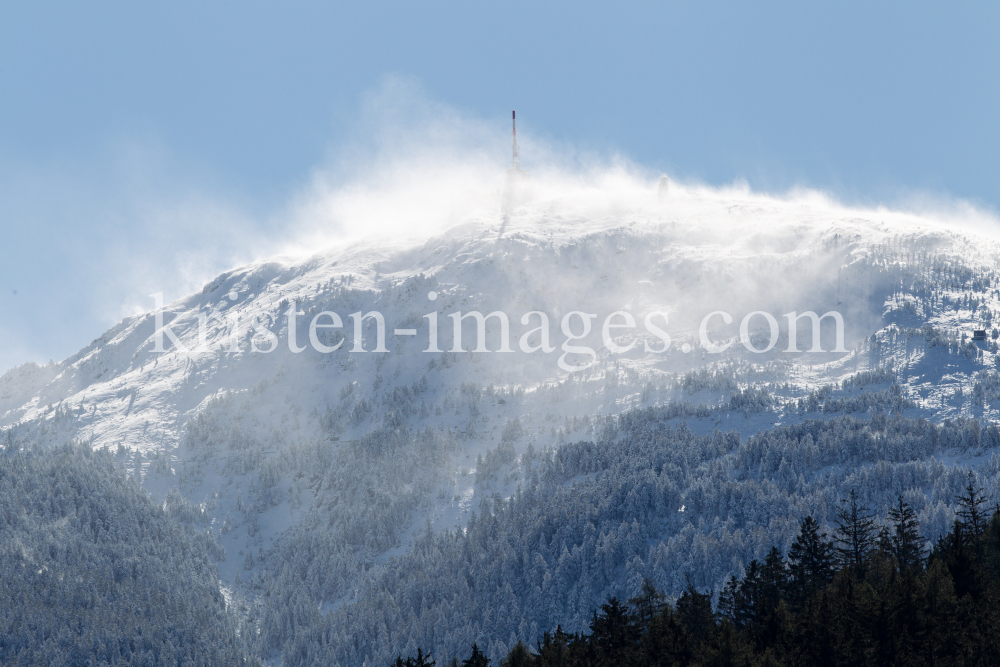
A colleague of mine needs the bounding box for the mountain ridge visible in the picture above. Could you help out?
[3,182,1000,664]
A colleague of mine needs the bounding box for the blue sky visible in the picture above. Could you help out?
[0,2,997,372]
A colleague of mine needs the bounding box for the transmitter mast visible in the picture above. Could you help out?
[511,110,520,172]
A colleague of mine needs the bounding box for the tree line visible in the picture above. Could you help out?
[395,480,1000,666]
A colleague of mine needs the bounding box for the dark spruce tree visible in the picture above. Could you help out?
[461,643,490,667]
[393,648,435,667]
[532,627,573,667]
[718,546,789,651]
[888,495,925,573]
[500,641,532,667]
[787,515,836,608]
[834,488,877,577]
[588,597,641,666]
[628,578,666,634]
[956,473,988,540]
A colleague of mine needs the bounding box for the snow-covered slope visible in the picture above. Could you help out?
[4,183,995,447]
[3,179,1000,664]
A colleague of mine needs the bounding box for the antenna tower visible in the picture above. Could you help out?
[511,110,520,172]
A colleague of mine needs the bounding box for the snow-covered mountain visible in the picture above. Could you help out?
[4,179,1000,664]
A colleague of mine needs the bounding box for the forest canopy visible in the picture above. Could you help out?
[0,443,259,666]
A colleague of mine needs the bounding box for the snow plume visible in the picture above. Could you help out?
[0,144,267,373]
[267,80,1000,361]
[271,114,995,367]
[277,76,515,252]
[4,75,1000,376]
